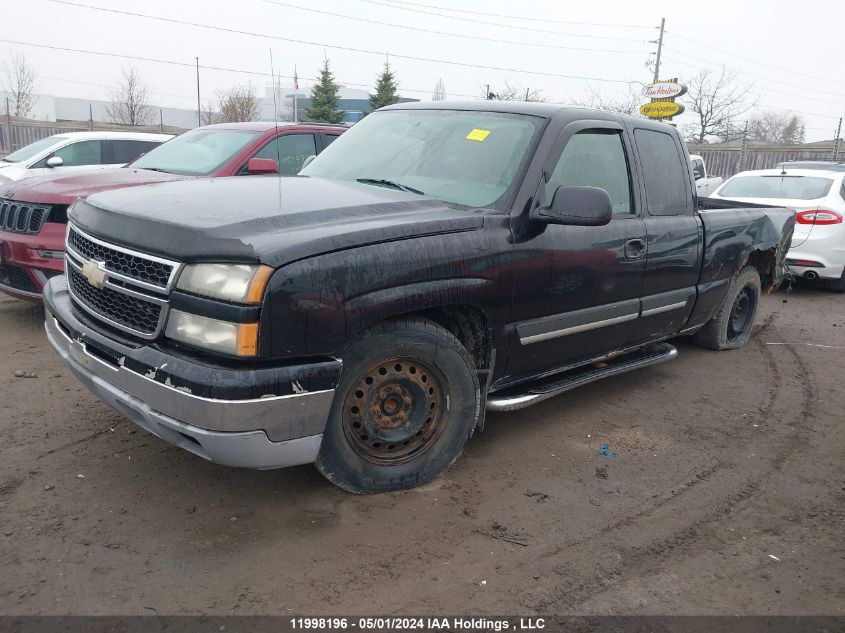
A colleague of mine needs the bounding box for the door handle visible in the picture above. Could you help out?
[624,238,646,260]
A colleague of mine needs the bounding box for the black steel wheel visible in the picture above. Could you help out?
[692,266,761,351]
[341,357,448,466]
[316,318,481,494]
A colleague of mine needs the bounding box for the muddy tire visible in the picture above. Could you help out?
[692,266,761,351]
[315,318,480,494]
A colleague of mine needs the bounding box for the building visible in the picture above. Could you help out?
[0,91,199,129]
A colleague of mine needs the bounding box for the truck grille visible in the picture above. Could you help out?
[65,223,179,339]
[67,226,173,288]
[68,268,163,336]
[0,199,51,234]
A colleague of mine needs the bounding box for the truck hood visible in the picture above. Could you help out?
[70,176,485,267]
[1,168,187,204]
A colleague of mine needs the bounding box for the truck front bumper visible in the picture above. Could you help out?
[43,276,341,469]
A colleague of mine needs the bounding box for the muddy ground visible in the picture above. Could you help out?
[0,285,843,616]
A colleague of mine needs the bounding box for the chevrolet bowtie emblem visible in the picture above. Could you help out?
[81,260,107,289]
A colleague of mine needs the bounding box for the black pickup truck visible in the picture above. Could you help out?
[43,102,794,493]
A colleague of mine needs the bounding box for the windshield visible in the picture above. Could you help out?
[131,128,261,176]
[719,175,833,200]
[301,109,543,208]
[3,136,67,163]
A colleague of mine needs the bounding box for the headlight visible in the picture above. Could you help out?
[165,310,258,356]
[176,263,273,304]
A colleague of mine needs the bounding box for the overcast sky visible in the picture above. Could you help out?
[3,0,844,141]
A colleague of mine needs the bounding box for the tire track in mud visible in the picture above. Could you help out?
[534,318,818,612]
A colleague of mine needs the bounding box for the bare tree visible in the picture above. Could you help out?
[570,84,640,115]
[106,67,153,126]
[482,80,545,102]
[216,83,261,123]
[199,99,218,126]
[682,66,756,143]
[3,52,37,117]
[746,110,805,144]
[432,78,446,101]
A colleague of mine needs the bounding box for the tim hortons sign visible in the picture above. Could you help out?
[641,82,687,99]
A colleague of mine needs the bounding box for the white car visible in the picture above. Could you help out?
[690,154,723,197]
[0,131,173,185]
[710,167,845,291]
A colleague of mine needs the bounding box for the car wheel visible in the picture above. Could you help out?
[823,269,845,293]
[692,266,761,351]
[315,318,481,494]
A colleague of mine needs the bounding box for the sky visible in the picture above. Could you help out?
[2,0,844,141]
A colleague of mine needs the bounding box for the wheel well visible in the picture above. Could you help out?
[421,305,492,373]
[745,247,778,290]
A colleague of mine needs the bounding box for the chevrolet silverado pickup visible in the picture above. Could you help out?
[42,102,795,493]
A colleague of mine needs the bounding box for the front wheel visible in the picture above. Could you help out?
[692,266,761,351]
[315,318,481,494]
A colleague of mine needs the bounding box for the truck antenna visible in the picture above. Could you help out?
[269,48,282,208]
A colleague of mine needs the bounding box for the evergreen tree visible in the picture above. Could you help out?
[780,115,806,145]
[368,61,401,112]
[303,59,345,124]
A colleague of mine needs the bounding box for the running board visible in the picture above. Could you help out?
[486,343,678,412]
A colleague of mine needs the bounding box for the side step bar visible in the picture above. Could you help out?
[486,343,678,412]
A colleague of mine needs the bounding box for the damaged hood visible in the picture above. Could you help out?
[70,176,485,267]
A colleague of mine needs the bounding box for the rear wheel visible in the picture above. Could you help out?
[823,269,845,293]
[315,318,480,494]
[692,266,761,351]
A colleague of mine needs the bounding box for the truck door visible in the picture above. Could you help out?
[505,121,647,381]
[627,126,701,345]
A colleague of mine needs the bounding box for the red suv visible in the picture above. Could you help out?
[0,121,345,300]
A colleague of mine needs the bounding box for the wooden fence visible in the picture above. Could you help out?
[687,142,842,179]
[0,116,188,157]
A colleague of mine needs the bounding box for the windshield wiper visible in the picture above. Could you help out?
[139,167,176,174]
[356,178,425,196]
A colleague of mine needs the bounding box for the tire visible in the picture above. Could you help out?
[823,269,845,293]
[692,266,761,351]
[315,318,481,494]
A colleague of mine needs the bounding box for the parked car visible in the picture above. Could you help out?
[43,102,794,493]
[776,160,845,172]
[0,121,344,300]
[690,154,723,197]
[710,167,845,291]
[0,131,172,185]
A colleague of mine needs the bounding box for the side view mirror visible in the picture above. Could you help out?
[46,156,64,168]
[246,157,279,175]
[532,185,612,227]
[300,154,317,170]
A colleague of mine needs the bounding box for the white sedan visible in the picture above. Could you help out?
[710,167,845,292]
[0,131,172,185]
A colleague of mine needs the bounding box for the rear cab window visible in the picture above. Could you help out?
[634,128,693,216]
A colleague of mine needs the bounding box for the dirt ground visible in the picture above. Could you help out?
[1,285,843,616]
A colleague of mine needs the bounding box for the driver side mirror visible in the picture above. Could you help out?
[532,185,613,227]
[246,157,279,175]
[46,156,64,168]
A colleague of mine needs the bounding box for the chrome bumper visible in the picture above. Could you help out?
[45,314,335,469]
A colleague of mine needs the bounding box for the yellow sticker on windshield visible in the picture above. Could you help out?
[466,128,490,142]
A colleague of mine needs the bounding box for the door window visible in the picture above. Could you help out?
[50,140,104,166]
[546,130,633,216]
[634,129,691,215]
[110,140,161,164]
[248,134,317,175]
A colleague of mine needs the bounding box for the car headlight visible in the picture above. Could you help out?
[165,310,258,356]
[176,263,273,304]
